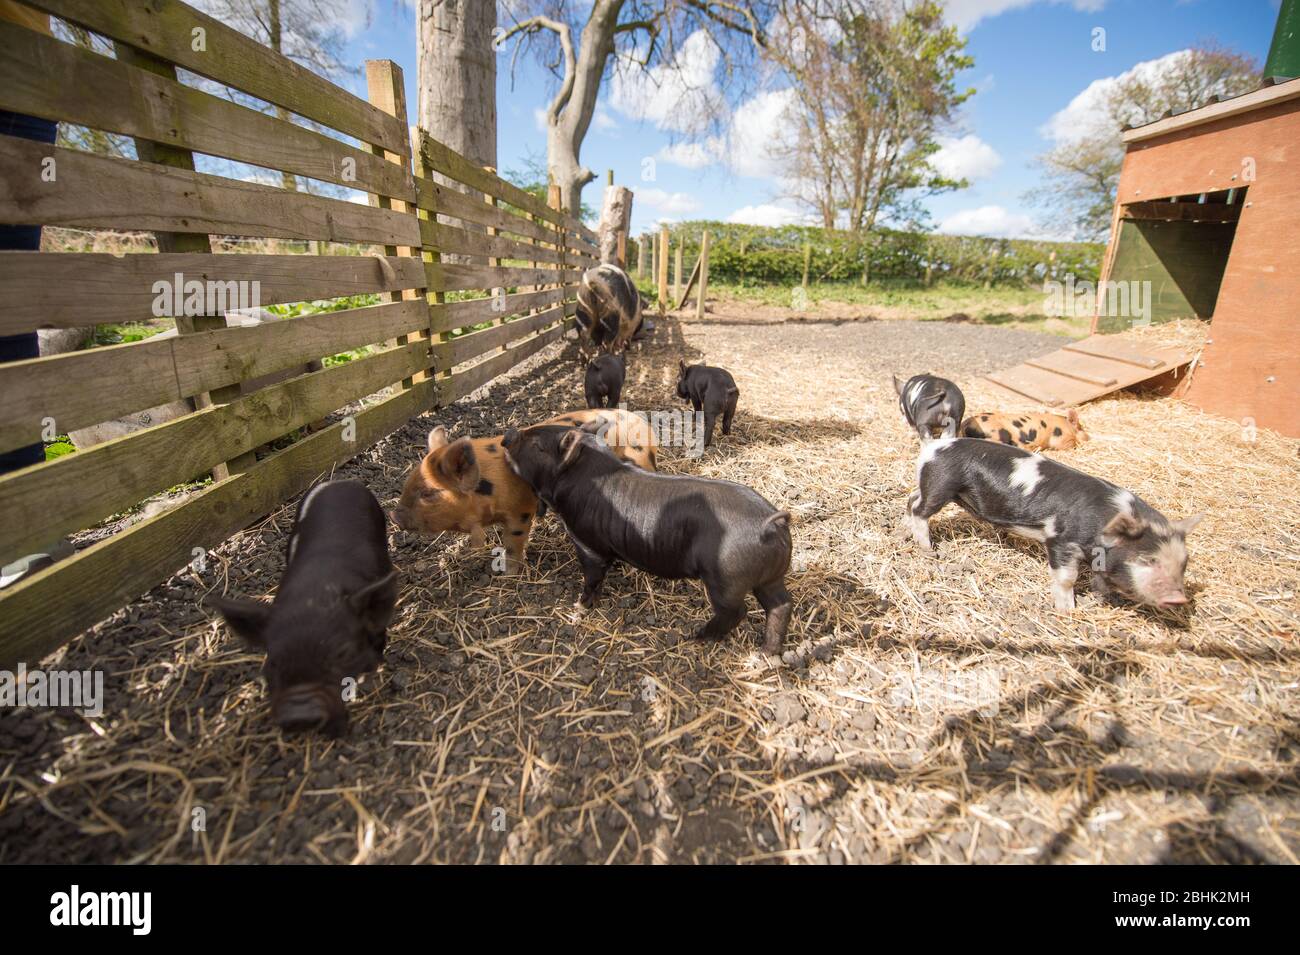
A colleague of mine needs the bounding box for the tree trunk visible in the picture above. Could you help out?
[544,0,623,218]
[418,0,497,170]
[597,184,633,266]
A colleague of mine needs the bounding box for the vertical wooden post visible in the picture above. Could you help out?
[366,61,425,391]
[410,131,448,403]
[802,240,812,289]
[657,225,669,309]
[481,165,511,353]
[637,236,647,278]
[649,234,657,286]
[673,242,683,305]
[739,238,747,288]
[113,44,254,480]
[548,184,568,324]
[695,230,710,321]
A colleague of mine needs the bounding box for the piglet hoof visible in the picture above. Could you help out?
[690,627,726,643]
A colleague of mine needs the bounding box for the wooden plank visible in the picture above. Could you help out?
[444,302,569,367]
[431,286,573,334]
[0,135,418,247]
[1063,338,1167,369]
[443,321,571,403]
[415,174,557,245]
[1122,200,1241,222]
[28,0,407,154]
[426,220,567,266]
[981,366,1084,407]
[418,132,563,226]
[437,263,580,293]
[0,252,425,333]
[0,379,435,669]
[0,22,414,201]
[0,300,429,454]
[0,340,430,561]
[1024,356,1118,388]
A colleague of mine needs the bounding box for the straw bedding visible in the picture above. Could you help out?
[1,314,1295,864]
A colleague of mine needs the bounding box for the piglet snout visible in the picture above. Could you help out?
[274,686,342,735]
[1158,592,1188,607]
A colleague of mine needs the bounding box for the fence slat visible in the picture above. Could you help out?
[425,220,568,266]
[443,321,570,404]
[0,135,417,247]
[429,286,570,335]
[0,23,414,201]
[0,300,429,454]
[419,132,563,226]
[0,340,430,561]
[28,0,407,154]
[415,175,557,245]
[0,379,435,669]
[0,252,424,333]
[443,302,569,367]
[437,263,580,293]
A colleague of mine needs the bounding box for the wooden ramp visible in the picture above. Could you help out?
[982,334,1195,407]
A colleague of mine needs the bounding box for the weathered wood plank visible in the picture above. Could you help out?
[418,132,563,226]
[0,300,429,454]
[444,321,571,403]
[444,303,569,367]
[0,379,436,669]
[0,340,430,561]
[0,136,418,247]
[415,175,557,245]
[27,0,407,154]
[436,263,581,293]
[425,220,567,266]
[0,23,414,201]
[0,252,425,333]
[430,286,574,334]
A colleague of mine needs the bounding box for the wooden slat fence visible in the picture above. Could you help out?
[0,0,599,667]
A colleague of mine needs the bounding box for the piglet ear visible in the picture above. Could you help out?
[502,428,520,450]
[892,374,904,397]
[348,570,399,632]
[205,594,272,650]
[427,425,449,454]
[678,359,687,374]
[1066,408,1079,427]
[1170,512,1204,536]
[437,437,480,493]
[559,430,585,470]
[1100,512,1146,547]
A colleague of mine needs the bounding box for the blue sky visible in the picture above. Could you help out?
[337,0,1279,238]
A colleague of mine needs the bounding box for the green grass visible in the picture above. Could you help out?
[637,277,1091,338]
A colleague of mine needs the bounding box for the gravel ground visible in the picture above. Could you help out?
[2,315,1296,864]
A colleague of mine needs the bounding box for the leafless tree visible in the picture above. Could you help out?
[498,0,773,218]
[1029,44,1259,240]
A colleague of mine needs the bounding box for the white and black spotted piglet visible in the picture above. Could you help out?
[893,373,965,441]
[905,438,1203,611]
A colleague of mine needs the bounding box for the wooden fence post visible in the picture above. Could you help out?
[658,225,669,310]
[637,236,646,278]
[695,230,710,321]
[802,240,812,289]
[549,184,566,307]
[674,242,683,305]
[366,61,426,390]
[113,43,255,480]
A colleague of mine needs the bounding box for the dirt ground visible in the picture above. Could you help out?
[2,314,1297,864]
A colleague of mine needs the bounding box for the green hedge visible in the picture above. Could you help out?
[632,221,1104,286]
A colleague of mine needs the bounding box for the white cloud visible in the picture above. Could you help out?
[724,88,798,180]
[1040,49,1206,145]
[532,107,548,134]
[657,139,722,169]
[609,31,722,134]
[726,203,804,227]
[944,0,1107,33]
[592,104,618,132]
[638,188,702,216]
[931,134,1003,181]
[937,205,1037,237]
